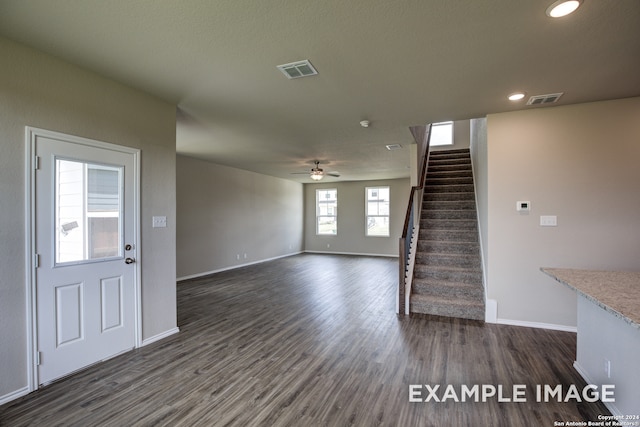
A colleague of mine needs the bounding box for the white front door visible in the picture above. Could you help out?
[31,129,139,385]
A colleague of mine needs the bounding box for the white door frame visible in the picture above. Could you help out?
[24,126,142,392]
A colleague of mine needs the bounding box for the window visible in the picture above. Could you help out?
[316,189,337,235]
[366,186,390,236]
[56,160,123,264]
[430,121,453,146]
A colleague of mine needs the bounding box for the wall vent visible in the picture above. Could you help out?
[277,60,318,79]
[526,92,564,105]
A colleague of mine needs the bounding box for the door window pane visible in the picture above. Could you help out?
[56,159,122,264]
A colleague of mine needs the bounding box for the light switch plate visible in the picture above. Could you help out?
[152,216,167,228]
[540,215,557,227]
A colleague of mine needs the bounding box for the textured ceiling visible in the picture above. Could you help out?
[1,0,639,182]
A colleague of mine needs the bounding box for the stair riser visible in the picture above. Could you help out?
[423,192,475,202]
[410,300,484,321]
[415,253,481,269]
[428,158,471,167]
[419,230,478,242]
[425,177,474,186]
[420,220,477,230]
[423,200,476,211]
[417,241,480,254]
[429,152,472,160]
[424,184,474,193]
[413,267,482,284]
[426,170,473,179]
[422,210,477,220]
[412,281,484,299]
[427,164,472,173]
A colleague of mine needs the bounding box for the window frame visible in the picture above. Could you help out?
[316,188,337,235]
[365,186,390,237]
[430,121,454,147]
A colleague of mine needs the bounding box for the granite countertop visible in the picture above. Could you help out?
[541,268,640,329]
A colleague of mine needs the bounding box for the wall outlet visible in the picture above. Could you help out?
[152,216,167,228]
[236,254,240,260]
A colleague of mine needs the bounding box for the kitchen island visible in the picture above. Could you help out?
[542,268,640,416]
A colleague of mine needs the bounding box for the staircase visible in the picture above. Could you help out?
[410,149,485,321]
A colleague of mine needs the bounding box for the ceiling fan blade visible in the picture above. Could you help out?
[327,171,340,177]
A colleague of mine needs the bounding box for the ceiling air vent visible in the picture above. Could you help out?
[385,144,403,151]
[526,92,564,106]
[277,60,318,79]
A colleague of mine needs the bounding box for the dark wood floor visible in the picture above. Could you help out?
[1,254,611,426]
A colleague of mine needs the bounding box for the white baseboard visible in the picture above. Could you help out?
[141,327,180,347]
[484,299,576,332]
[573,361,622,417]
[496,318,577,333]
[304,250,398,258]
[485,299,498,323]
[0,385,31,406]
[177,252,303,282]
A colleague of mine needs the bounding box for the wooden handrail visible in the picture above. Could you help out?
[398,124,432,315]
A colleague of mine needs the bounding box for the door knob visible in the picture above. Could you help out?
[125,257,136,264]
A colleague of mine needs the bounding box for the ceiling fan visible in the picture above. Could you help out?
[291,160,340,181]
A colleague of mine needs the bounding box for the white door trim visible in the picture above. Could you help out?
[24,126,142,392]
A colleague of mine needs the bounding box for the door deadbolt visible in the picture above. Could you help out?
[125,244,133,251]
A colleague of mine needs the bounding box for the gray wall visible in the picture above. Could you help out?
[0,37,177,399]
[486,97,640,327]
[304,179,410,256]
[176,155,304,279]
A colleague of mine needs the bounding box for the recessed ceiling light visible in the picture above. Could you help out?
[546,0,582,18]
[508,92,526,101]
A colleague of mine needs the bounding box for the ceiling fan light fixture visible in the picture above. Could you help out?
[310,161,324,180]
